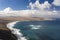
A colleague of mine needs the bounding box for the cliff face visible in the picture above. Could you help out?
[0,30,17,40]
[0,22,17,40]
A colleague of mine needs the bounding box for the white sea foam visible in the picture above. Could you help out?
[29,25,42,29]
[7,21,27,40]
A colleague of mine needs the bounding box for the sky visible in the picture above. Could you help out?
[0,0,60,18]
[0,0,60,10]
[0,0,29,10]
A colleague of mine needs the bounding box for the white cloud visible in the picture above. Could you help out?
[53,0,60,6]
[0,0,60,18]
[29,0,51,10]
[0,8,60,18]
[3,7,13,13]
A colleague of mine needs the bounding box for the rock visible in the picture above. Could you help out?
[0,22,17,40]
[0,30,17,40]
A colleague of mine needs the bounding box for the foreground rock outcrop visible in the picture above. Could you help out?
[0,22,17,40]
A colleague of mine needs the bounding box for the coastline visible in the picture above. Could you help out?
[0,21,17,40]
[0,17,55,21]
[0,17,55,40]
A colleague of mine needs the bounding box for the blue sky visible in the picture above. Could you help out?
[0,0,56,10]
[0,0,60,18]
[0,0,29,10]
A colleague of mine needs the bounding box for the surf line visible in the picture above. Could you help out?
[7,21,27,40]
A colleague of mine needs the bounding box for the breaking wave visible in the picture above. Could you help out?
[29,25,42,29]
[7,21,27,40]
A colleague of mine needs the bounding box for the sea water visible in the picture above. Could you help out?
[7,19,60,40]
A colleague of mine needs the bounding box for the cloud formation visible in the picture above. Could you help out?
[0,0,60,18]
[29,0,51,10]
[3,7,13,13]
[0,8,60,18]
[53,0,60,6]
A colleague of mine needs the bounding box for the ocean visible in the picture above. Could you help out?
[7,19,60,40]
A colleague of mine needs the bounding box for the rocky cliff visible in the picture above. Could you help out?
[0,22,17,40]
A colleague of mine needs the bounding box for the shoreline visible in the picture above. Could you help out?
[0,21,17,40]
[0,17,55,40]
[7,21,27,40]
[0,17,55,21]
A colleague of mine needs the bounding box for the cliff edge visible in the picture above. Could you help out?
[0,22,17,40]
